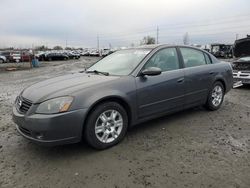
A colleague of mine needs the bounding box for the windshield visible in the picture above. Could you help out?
[87,49,150,75]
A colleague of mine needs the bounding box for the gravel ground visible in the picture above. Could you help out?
[0,57,250,188]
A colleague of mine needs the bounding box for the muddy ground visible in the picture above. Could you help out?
[0,57,250,188]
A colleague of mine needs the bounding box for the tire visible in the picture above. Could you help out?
[84,102,128,149]
[205,81,225,111]
[0,59,4,63]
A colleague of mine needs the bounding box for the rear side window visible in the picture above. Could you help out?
[144,48,179,72]
[180,48,207,68]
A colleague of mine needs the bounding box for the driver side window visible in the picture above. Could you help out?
[144,48,179,72]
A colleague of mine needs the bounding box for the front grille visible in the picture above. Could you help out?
[16,96,33,114]
[19,126,31,136]
[239,74,250,77]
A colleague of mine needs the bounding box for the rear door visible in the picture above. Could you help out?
[136,47,185,118]
[179,47,215,108]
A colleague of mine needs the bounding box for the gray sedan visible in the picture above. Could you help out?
[12,45,233,149]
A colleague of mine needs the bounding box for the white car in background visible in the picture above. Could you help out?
[12,52,21,62]
[0,55,7,63]
[89,49,99,56]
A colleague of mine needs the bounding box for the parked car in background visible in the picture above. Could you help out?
[72,51,81,59]
[81,49,90,56]
[63,52,75,59]
[13,44,233,149]
[0,51,12,62]
[0,55,7,63]
[233,35,250,58]
[102,49,112,57]
[89,49,99,56]
[64,51,80,59]
[232,35,250,85]
[36,52,47,61]
[211,44,233,58]
[222,45,233,58]
[21,51,31,62]
[44,52,69,61]
[12,52,21,62]
[233,57,250,85]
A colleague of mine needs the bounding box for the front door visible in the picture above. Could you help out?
[136,47,185,119]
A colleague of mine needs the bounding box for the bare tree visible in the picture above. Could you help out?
[140,36,156,45]
[183,32,190,45]
[35,45,48,51]
[53,46,63,50]
[65,47,72,50]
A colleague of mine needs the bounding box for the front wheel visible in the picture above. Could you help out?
[84,102,128,149]
[205,82,224,111]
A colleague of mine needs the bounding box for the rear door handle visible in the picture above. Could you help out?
[209,71,214,75]
[177,78,184,83]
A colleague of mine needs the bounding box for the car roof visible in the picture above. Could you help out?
[133,44,164,49]
[127,44,208,52]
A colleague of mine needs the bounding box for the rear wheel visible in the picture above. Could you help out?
[0,59,4,63]
[205,81,224,111]
[84,102,128,149]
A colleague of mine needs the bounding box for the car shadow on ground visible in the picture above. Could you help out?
[234,84,250,90]
[21,105,206,158]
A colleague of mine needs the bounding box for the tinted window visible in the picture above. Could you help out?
[144,48,179,72]
[204,53,212,64]
[180,48,207,68]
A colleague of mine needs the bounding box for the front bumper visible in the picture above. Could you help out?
[12,106,88,146]
[233,70,250,84]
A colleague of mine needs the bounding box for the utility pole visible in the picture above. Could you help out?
[66,40,68,48]
[156,26,159,44]
[236,33,239,40]
[97,35,100,56]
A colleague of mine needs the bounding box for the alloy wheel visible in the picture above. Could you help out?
[211,85,223,107]
[95,110,123,143]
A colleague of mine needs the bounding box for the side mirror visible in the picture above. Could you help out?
[141,67,162,76]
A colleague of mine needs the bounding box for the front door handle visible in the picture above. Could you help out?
[177,78,184,83]
[209,71,214,75]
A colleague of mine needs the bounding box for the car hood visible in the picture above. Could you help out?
[21,73,120,103]
[233,37,250,58]
[235,56,250,62]
[233,56,250,71]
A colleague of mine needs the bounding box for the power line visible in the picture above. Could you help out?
[99,19,249,40]
[70,13,250,47]
[98,13,250,39]
[156,26,159,44]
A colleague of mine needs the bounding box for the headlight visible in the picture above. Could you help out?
[36,96,74,114]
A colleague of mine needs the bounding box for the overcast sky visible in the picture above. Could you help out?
[0,0,250,48]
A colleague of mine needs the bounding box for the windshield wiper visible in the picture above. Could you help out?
[86,70,109,76]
